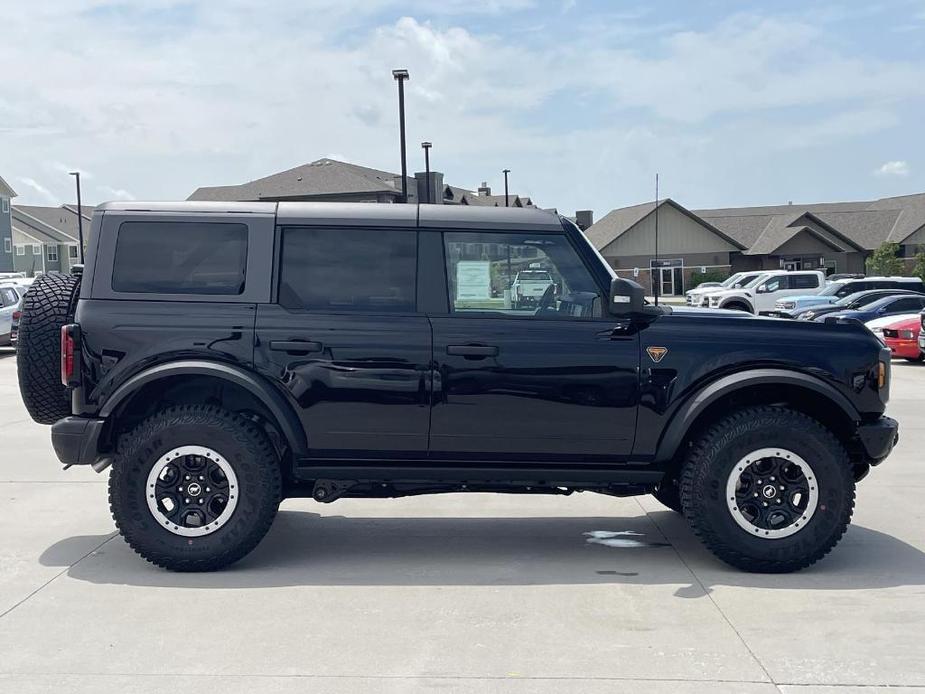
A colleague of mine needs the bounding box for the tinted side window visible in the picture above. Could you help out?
[763,276,786,292]
[792,274,819,289]
[890,297,925,312]
[279,227,417,312]
[443,231,602,319]
[0,288,18,307]
[112,221,248,295]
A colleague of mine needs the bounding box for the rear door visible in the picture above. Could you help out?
[426,227,639,462]
[254,225,432,459]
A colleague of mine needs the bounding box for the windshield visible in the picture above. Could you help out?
[720,274,743,287]
[517,271,552,281]
[818,283,848,297]
[742,274,771,289]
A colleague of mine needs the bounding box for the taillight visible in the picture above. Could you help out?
[12,310,21,321]
[60,324,80,387]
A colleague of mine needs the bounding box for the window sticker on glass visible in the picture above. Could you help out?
[456,261,492,302]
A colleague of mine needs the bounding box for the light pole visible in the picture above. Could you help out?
[68,171,85,263]
[502,169,511,207]
[421,141,432,203]
[392,69,410,203]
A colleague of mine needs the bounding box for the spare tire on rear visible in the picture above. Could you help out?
[17,273,81,424]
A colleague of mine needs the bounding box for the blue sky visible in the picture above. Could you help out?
[2,0,924,217]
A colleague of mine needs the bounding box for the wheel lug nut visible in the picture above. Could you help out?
[206,487,211,492]
[185,475,191,480]
[757,480,762,484]
[753,493,758,497]
[198,498,204,504]
[185,498,190,503]
[779,485,785,490]
[770,476,775,481]
[762,502,768,507]
[199,476,204,481]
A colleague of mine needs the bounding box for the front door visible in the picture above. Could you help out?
[254,226,432,458]
[429,230,640,462]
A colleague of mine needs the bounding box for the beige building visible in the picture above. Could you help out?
[588,192,925,295]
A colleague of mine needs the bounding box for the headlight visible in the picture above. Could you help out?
[900,329,915,340]
[803,312,815,320]
[780,301,795,309]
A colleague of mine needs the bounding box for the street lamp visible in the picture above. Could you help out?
[421,141,432,203]
[68,171,85,263]
[392,69,410,203]
[502,169,511,207]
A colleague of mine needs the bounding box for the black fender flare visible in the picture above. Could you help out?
[718,296,754,313]
[654,368,860,463]
[100,360,308,456]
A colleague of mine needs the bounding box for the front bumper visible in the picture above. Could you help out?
[51,416,105,466]
[857,416,899,464]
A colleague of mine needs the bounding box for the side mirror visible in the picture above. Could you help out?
[755,283,768,294]
[608,277,645,316]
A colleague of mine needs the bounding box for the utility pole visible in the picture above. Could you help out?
[654,173,659,307]
[503,169,511,207]
[392,69,410,203]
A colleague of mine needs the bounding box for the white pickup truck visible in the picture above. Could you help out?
[511,269,554,309]
[705,270,826,314]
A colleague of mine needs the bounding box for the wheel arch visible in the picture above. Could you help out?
[719,296,754,312]
[100,360,308,458]
[655,369,860,467]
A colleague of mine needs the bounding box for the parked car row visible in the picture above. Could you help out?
[0,276,33,348]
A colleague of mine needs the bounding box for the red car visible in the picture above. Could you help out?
[882,315,923,362]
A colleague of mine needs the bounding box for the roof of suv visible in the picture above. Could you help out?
[95,201,564,231]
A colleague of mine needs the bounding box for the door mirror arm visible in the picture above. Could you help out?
[607,278,668,322]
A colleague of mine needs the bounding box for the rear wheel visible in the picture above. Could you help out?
[109,405,282,571]
[17,273,81,424]
[904,354,924,363]
[681,406,854,573]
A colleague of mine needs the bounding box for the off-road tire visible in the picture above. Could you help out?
[680,406,854,573]
[109,405,282,572]
[652,475,683,513]
[722,301,752,313]
[17,273,81,424]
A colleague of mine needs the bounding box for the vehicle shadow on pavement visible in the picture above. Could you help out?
[0,349,16,359]
[41,509,925,594]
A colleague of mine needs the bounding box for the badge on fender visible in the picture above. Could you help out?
[646,346,668,363]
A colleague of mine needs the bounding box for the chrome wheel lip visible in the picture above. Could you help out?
[146,445,238,538]
[726,447,818,540]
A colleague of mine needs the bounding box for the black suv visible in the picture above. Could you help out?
[16,202,898,573]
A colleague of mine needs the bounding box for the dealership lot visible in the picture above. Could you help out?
[0,349,923,693]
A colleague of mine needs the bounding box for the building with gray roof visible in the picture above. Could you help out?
[189,158,537,208]
[588,192,925,295]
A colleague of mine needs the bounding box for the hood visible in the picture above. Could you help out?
[669,306,753,318]
[704,287,752,300]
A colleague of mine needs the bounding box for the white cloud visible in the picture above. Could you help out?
[875,160,911,176]
[98,186,136,201]
[17,178,59,205]
[0,3,923,214]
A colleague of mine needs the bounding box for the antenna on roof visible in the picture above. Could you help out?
[653,173,659,307]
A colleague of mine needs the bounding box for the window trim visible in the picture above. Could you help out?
[68,244,79,259]
[438,228,608,321]
[15,245,25,256]
[3,238,10,253]
[47,245,58,262]
[1,198,9,213]
[32,244,41,256]
[276,225,420,315]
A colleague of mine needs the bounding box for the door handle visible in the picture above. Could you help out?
[270,340,322,354]
[446,344,499,357]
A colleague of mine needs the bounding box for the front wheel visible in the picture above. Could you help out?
[109,405,282,571]
[681,406,854,573]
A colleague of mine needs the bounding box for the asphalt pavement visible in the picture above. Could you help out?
[0,348,923,693]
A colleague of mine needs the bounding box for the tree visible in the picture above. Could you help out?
[866,242,904,276]
[913,249,925,283]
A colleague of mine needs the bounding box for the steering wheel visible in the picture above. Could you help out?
[535,284,557,315]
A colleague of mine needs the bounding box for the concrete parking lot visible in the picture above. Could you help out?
[0,349,923,694]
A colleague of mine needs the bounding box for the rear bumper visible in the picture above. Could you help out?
[857,416,899,464]
[51,416,105,466]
